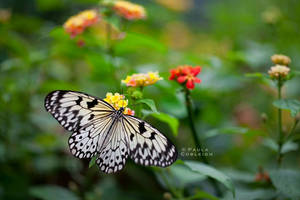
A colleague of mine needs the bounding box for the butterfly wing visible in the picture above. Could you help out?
[44,90,115,158]
[96,117,130,173]
[122,115,177,167]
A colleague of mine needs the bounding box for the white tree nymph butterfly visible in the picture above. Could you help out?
[44,90,178,174]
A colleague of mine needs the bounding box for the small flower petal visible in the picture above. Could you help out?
[186,79,195,89]
[177,76,186,83]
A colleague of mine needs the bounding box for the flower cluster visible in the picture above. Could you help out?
[122,72,162,87]
[268,65,290,79]
[169,65,201,90]
[104,93,135,115]
[113,1,146,20]
[63,10,99,37]
[268,54,291,79]
[271,54,291,66]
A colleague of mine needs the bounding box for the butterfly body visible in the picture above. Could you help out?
[45,90,177,173]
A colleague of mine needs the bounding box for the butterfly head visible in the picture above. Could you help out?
[119,107,125,112]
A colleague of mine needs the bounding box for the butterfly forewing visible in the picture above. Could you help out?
[45,90,115,158]
[122,115,178,167]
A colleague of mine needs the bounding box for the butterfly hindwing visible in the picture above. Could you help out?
[68,115,114,158]
[122,115,177,167]
[96,117,129,173]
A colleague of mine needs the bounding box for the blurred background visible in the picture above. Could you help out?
[1,0,300,199]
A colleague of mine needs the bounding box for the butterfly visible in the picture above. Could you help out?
[44,90,177,173]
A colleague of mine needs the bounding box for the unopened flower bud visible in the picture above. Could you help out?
[163,192,172,200]
[261,113,268,123]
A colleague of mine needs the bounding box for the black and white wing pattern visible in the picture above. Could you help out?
[96,117,130,173]
[122,115,177,168]
[45,90,178,174]
[45,90,115,159]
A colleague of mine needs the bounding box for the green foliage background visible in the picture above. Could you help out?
[1,0,300,199]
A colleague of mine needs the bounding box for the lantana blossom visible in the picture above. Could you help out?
[113,1,146,20]
[122,72,162,87]
[268,65,290,79]
[104,92,135,115]
[169,65,201,90]
[271,54,291,66]
[63,9,99,37]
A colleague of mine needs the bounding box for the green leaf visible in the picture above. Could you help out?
[194,190,219,200]
[184,161,235,197]
[273,99,300,117]
[245,72,264,78]
[281,140,299,154]
[262,138,278,152]
[221,189,277,200]
[155,161,206,189]
[89,156,97,168]
[269,169,300,198]
[116,32,167,54]
[137,99,158,113]
[30,185,79,200]
[150,112,179,136]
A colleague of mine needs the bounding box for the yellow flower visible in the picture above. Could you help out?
[268,65,290,79]
[113,0,146,20]
[63,9,99,37]
[104,92,134,115]
[122,72,162,87]
[271,54,291,66]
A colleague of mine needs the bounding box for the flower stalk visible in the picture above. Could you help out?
[277,77,283,166]
[183,88,222,196]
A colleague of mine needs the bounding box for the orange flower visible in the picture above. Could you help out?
[63,9,99,37]
[169,65,201,90]
[113,1,146,20]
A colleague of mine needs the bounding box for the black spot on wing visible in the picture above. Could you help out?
[138,122,147,134]
[75,96,83,105]
[87,99,98,108]
[149,132,156,140]
[88,114,95,120]
[130,133,134,141]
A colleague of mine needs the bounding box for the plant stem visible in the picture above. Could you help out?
[183,88,222,196]
[277,78,283,166]
[184,89,207,163]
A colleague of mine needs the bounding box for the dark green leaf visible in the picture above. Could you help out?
[269,169,300,198]
[137,99,158,113]
[184,161,235,197]
[281,140,299,154]
[30,185,79,200]
[273,99,300,117]
[221,189,277,200]
[262,138,278,152]
[150,112,179,136]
